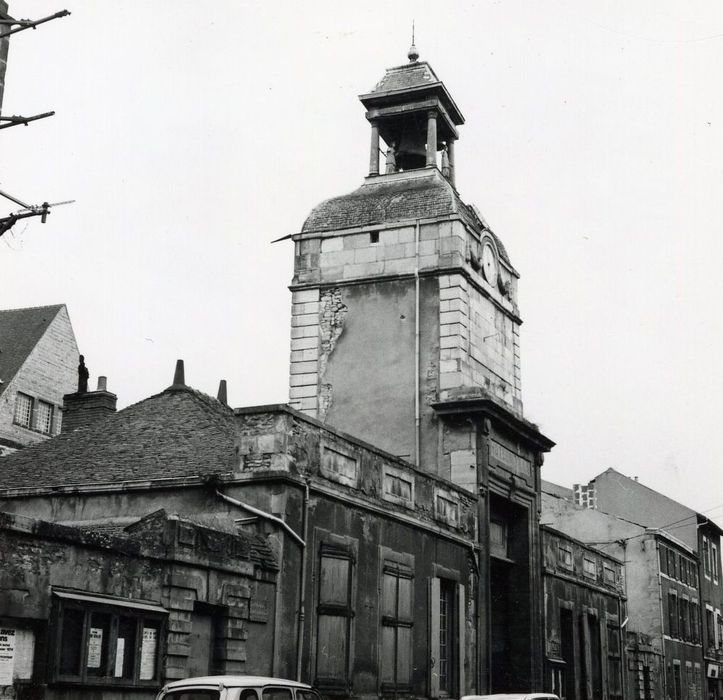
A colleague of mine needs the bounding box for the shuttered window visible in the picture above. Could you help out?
[381,563,413,693]
[315,544,354,693]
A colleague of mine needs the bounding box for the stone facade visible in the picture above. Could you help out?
[0,509,277,699]
[541,526,626,700]
[0,305,79,454]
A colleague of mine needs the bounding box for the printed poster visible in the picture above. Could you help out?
[0,628,15,686]
[87,628,103,668]
[139,627,157,680]
[114,637,125,677]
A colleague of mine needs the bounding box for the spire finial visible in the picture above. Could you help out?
[408,21,419,63]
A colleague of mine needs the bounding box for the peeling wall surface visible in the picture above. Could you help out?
[0,405,479,700]
[0,510,276,700]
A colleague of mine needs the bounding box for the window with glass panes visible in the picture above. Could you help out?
[14,393,32,428]
[438,580,455,695]
[668,592,678,637]
[52,593,165,686]
[36,400,54,434]
[380,562,413,693]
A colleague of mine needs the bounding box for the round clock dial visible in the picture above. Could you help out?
[481,242,498,285]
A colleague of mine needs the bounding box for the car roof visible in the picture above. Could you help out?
[164,676,313,690]
[461,694,560,700]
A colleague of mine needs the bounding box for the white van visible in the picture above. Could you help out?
[156,675,322,700]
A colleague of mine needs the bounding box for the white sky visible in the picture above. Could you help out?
[2,2,722,519]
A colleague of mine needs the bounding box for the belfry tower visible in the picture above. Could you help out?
[289,46,554,691]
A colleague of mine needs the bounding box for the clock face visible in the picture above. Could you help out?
[481,242,498,286]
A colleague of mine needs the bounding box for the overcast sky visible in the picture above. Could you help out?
[2,1,722,521]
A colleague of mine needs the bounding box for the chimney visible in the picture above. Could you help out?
[62,375,117,433]
[217,379,228,406]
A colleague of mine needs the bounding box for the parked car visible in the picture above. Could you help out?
[156,675,322,700]
[462,695,560,700]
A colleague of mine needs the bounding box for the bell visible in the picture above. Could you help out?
[396,126,427,171]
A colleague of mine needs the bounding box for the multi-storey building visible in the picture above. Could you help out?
[572,469,723,699]
[543,483,713,700]
[289,44,553,692]
[541,526,626,700]
[0,304,79,455]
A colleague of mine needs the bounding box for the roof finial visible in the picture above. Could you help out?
[408,21,419,63]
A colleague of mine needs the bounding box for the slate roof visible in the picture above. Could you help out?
[0,385,239,490]
[0,304,64,397]
[302,171,515,270]
[369,60,440,94]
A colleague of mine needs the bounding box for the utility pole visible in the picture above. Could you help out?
[0,2,71,238]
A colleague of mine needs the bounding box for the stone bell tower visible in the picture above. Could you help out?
[289,45,554,691]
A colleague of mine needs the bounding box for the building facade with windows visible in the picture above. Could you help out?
[0,304,79,455]
[543,484,713,700]
[288,45,553,692]
[0,372,478,700]
[541,526,626,700]
[0,508,278,699]
[572,469,723,699]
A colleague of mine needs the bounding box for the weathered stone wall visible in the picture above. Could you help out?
[0,511,276,699]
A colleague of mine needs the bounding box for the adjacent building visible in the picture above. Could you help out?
[543,481,720,700]
[541,526,626,700]
[574,469,723,700]
[0,304,79,455]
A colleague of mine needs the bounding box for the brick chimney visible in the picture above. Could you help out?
[62,376,117,433]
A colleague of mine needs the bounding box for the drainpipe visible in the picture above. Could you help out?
[414,218,421,467]
[295,479,311,681]
[215,486,308,680]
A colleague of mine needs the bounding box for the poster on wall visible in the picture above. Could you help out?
[0,628,15,686]
[114,637,125,677]
[87,628,103,668]
[139,627,157,680]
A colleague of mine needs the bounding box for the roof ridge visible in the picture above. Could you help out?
[0,303,65,315]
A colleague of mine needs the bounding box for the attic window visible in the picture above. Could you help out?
[369,231,380,244]
[13,392,32,428]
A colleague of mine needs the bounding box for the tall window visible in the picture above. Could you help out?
[706,607,715,649]
[607,625,622,700]
[36,400,54,434]
[429,578,464,698]
[315,544,354,693]
[51,591,165,687]
[680,599,690,641]
[703,537,711,578]
[13,393,33,428]
[438,580,455,695]
[668,592,678,638]
[713,544,719,584]
[381,562,413,693]
[690,601,700,643]
[673,662,682,700]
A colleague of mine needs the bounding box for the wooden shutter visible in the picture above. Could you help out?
[429,577,440,698]
[457,583,465,696]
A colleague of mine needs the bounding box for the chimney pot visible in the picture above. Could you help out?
[217,379,228,406]
[97,376,107,392]
[173,359,185,386]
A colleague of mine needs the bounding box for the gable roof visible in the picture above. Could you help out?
[0,384,239,491]
[0,304,64,397]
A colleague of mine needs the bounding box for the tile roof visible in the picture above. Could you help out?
[0,385,239,490]
[301,171,515,270]
[0,304,64,397]
[369,60,440,94]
